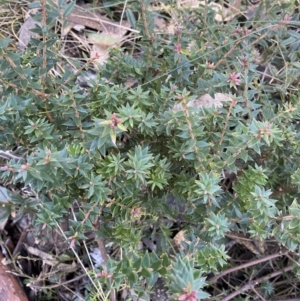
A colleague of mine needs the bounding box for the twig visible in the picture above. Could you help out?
[40,0,53,122]
[29,274,85,290]
[212,39,242,70]
[120,0,128,26]
[286,253,300,268]
[0,150,24,161]
[46,216,106,300]
[208,250,289,282]
[138,0,150,38]
[220,265,293,301]
[96,237,109,263]
[13,224,31,257]
[219,97,237,146]
[252,286,267,301]
[271,299,300,301]
[94,217,116,301]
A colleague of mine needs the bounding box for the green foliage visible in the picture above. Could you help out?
[0,0,300,300]
[167,255,209,300]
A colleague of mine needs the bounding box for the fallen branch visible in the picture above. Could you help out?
[221,265,293,301]
[208,250,289,283]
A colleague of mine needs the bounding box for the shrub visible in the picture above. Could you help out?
[0,0,300,300]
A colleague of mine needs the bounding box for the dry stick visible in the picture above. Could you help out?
[272,299,300,301]
[29,274,85,290]
[138,0,152,83]
[39,0,54,122]
[285,253,300,268]
[214,34,259,146]
[47,211,106,300]
[252,286,267,301]
[212,39,243,70]
[96,238,109,263]
[203,0,208,29]
[1,53,48,97]
[180,95,205,171]
[41,0,47,76]
[0,150,24,161]
[60,55,97,88]
[219,98,237,146]
[220,265,293,301]
[13,224,31,257]
[0,78,49,100]
[138,0,150,38]
[94,217,115,301]
[120,0,128,26]
[213,22,277,72]
[208,250,289,283]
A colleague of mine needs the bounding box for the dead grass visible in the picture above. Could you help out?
[0,1,25,46]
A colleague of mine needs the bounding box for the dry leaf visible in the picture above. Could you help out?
[124,77,139,88]
[173,93,232,111]
[18,9,41,50]
[90,44,110,66]
[18,17,39,49]
[253,235,266,254]
[61,22,75,36]
[65,5,132,66]
[154,16,167,30]
[65,5,133,36]
[173,230,190,249]
[226,232,260,255]
[199,0,241,22]
[24,244,77,271]
[24,7,40,20]
[90,247,106,267]
[25,244,58,266]
[153,15,176,34]
[86,19,129,66]
[178,0,199,8]
[87,32,125,47]
[142,237,157,251]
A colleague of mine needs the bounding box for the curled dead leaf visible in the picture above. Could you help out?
[173,230,190,249]
[173,93,232,111]
[90,44,110,67]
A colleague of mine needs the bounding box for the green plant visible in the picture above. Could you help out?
[0,0,300,300]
